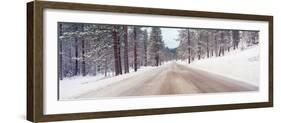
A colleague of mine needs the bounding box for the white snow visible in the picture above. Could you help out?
[59,66,158,100]
[60,46,259,100]
[179,45,260,86]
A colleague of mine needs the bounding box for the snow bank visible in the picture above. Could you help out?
[59,66,158,100]
[179,46,260,86]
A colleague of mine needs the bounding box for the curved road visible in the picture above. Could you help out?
[76,62,258,99]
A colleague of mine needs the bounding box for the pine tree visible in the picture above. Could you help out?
[81,24,86,76]
[148,27,164,66]
[58,23,63,80]
[74,25,79,76]
[123,26,129,73]
[113,27,121,75]
[143,29,148,66]
[133,27,138,71]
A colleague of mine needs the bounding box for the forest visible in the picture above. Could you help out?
[58,22,259,80]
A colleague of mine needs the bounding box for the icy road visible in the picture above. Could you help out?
[75,62,258,99]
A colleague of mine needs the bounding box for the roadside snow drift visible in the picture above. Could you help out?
[186,46,259,86]
[59,66,158,100]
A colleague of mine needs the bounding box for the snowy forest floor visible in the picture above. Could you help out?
[187,45,260,86]
[59,46,259,100]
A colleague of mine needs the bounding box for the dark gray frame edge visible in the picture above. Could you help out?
[27,1,273,122]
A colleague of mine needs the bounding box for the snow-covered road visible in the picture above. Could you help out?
[75,62,258,99]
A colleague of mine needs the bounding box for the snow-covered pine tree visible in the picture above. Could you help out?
[123,25,129,73]
[58,23,63,80]
[148,27,164,66]
[143,29,148,66]
[232,30,240,50]
[176,29,189,61]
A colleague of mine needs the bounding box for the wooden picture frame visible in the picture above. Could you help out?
[27,1,273,122]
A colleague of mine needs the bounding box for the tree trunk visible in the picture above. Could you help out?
[144,48,147,66]
[155,55,159,66]
[105,58,108,77]
[222,47,225,56]
[218,46,222,56]
[58,23,63,80]
[81,39,86,76]
[188,29,191,64]
[93,63,97,76]
[207,38,209,58]
[144,42,148,66]
[220,32,225,56]
[232,30,240,50]
[113,30,120,75]
[219,32,225,56]
[198,41,201,60]
[117,34,122,75]
[74,25,79,76]
[215,36,218,57]
[69,42,72,77]
[133,27,138,72]
[123,26,129,73]
[81,24,86,76]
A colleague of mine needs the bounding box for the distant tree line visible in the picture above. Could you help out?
[176,29,259,63]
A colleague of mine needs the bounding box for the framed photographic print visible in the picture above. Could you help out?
[27,1,273,122]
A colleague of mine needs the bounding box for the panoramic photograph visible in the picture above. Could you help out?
[57,22,259,100]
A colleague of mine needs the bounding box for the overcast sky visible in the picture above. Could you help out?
[142,27,181,49]
[161,28,182,49]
